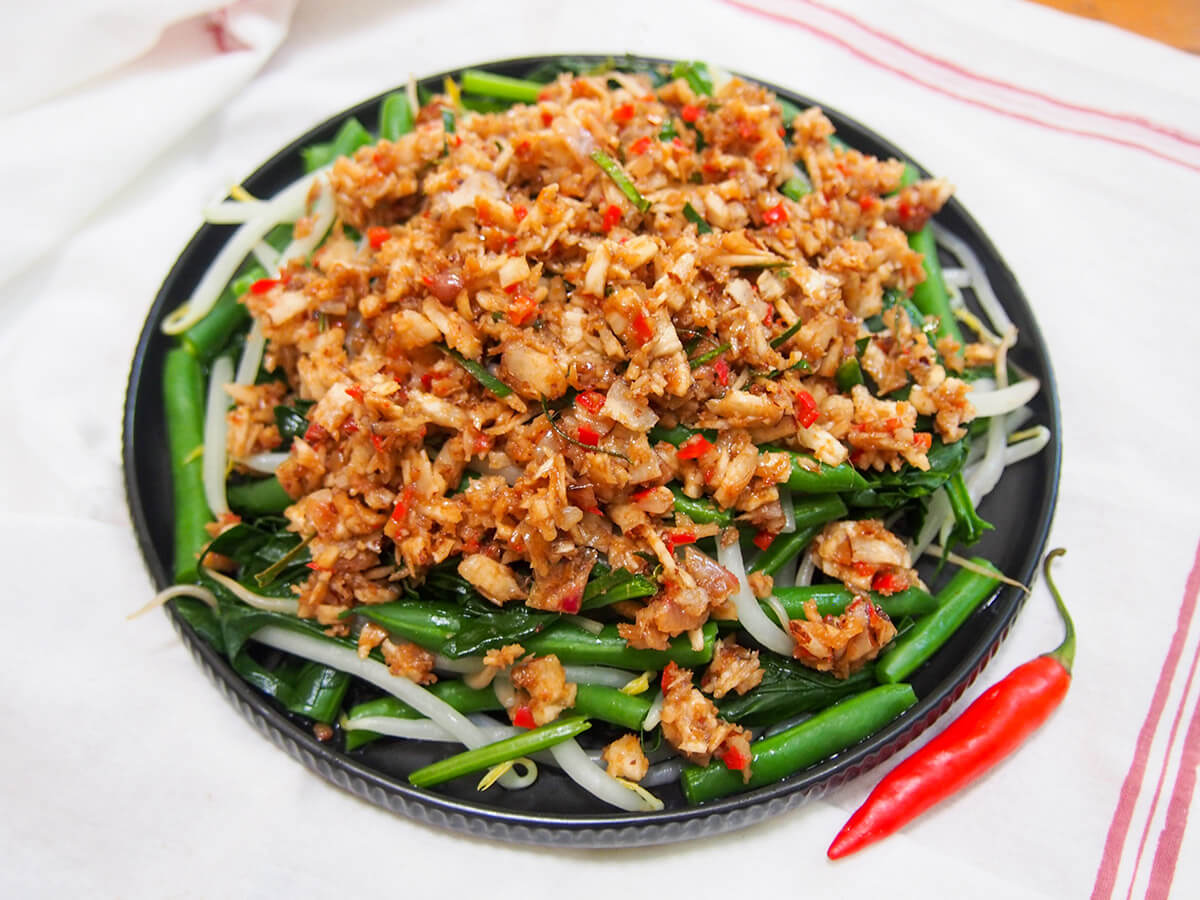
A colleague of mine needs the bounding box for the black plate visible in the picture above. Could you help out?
[123,54,1061,846]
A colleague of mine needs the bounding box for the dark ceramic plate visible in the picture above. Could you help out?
[123,54,1061,847]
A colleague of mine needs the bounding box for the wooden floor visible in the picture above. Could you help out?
[1029,0,1200,53]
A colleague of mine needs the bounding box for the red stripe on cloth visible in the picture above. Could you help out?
[1091,539,1200,899]
[1146,684,1200,899]
[792,0,1200,149]
[1123,638,1200,897]
[721,0,1200,175]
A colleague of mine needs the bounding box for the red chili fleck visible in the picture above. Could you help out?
[560,592,581,614]
[586,505,603,516]
[667,529,697,551]
[345,385,364,401]
[372,149,394,173]
[602,203,623,231]
[672,135,685,149]
[540,109,554,126]
[366,226,390,250]
[737,119,757,141]
[858,195,877,212]
[631,487,656,502]
[713,357,730,386]
[420,371,439,391]
[630,135,652,156]
[914,433,933,450]
[512,706,536,729]
[871,570,904,595]
[342,418,358,435]
[631,310,655,345]
[575,390,606,414]
[677,433,714,460]
[681,104,702,123]
[506,235,518,250]
[537,88,554,102]
[421,274,435,287]
[794,390,819,428]
[370,433,386,452]
[577,425,601,446]
[390,485,415,525]
[661,661,681,692]
[763,202,789,225]
[303,422,328,444]
[762,306,775,326]
[852,561,876,578]
[305,561,330,572]
[752,530,775,552]
[249,278,279,295]
[513,205,528,222]
[451,134,462,147]
[613,102,635,124]
[507,292,539,326]
[829,550,1074,860]
[884,417,902,432]
[472,432,491,455]
[721,744,750,772]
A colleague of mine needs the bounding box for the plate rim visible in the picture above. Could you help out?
[122,52,1062,846]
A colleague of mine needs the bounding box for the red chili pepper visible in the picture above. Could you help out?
[560,592,581,614]
[575,390,606,414]
[631,310,655,345]
[828,549,1074,860]
[576,425,601,446]
[512,706,536,729]
[680,104,702,123]
[737,119,757,141]
[389,485,415,525]
[249,278,280,295]
[661,661,681,692]
[341,418,358,435]
[345,385,364,401]
[507,292,539,326]
[666,529,696,551]
[721,744,750,772]
[366,226,390,250]
[513,204,529,222]
[602,204,623,232]
[303,422,328,444]
[871,570,904,595]
[370,433,386,453]
[540,109,554,126]
[914,432,933,450]
[676,433,714,460]
[631,487,656,502]
[752,530,775,552]
[613,102,635,124]
[629,135,652,156]
[713,357,730,386]
[794,390,819,428]
[763,202,788,225]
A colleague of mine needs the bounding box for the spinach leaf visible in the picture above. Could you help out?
[716,654,877,727]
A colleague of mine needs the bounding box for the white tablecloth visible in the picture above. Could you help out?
[4,1,1199,896]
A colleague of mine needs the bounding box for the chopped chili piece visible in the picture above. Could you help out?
[737,119,757,141]
[763,202,788,225]
[661,661,681,692]
[512,706,536,729]
[631,310,655,345]
[540,109,553,126]
[681,104,702,123]
[602,203,623,231]
[629,135,652,156]
[370,433,386,452]
[713,356,730,386]
[249,278,279,295]
[576,425,601,446]
[507,292,539,326]
[560,592,582,614]
[852,560,876,578]
[513,205,528,222]
[613,102,635,124]
[345,385,364,401]
[303,422,328,444]
[366,226,390,250]
[342,418,359,435]
[390,485,415,525]
[667,529,697,551]
[794,390,819,428]
[575,390,606,414]
[631,487,655,501]
[914,432,933,450]
[752,530,775,551]
[871,570,904,595]
[677,433,714,460]
[721,744,750,772]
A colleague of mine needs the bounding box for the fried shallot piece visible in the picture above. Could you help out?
[788,597,897,679]
[700,637,764,699]
[659,662,752,777]
[510,654,577,726]
[602,733,650,782]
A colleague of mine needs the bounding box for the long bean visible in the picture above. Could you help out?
[681,684,917,803]
[771,585,938,620]
[378,92,414,141]
[671,487,733,527]
[460,69,542,104]
[524,621,718,669]
[409,716,591,787]
[780,452,869,494]
[902,164,961,344]
[573,684,653,731]
[748,524,820,577]
[228,476,292,515]
[164,348,211,582]
[182,289,248,362]
[876,561,1001,684]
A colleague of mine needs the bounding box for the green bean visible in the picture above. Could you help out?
[164,348,211,583]
[780,174,811,201]
[573,684,653,731]
[748,524,820,577]
[353,601,461,654]
[772,585,938,619]
[524,621,717,669]
[409,717,591,787]
[773,451,869,494]
[901,164,961,344]
[378,92,414,141]
[330,117,372,159]
[671,486,733,527]
[460,69,542,104]
[792,494,848,531]
[648,424,715,447]
[228,476,292,516]
[682,684,917,803]
[182,292,247,362]
[876,561,1001,684]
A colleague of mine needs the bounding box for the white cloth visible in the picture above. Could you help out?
[3,1,1199,896]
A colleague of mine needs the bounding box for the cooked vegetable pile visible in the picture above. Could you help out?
[151,59,1048,811]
